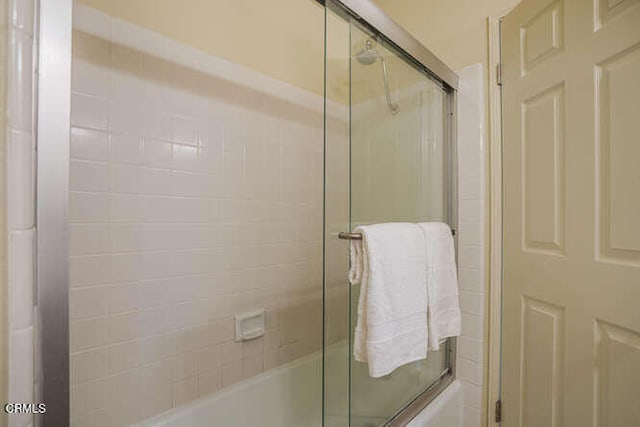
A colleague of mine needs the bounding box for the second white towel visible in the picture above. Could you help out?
[349,222,429,378]
[418,222,461,351]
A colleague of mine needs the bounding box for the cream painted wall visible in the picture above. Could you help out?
[74,1,522,102]
[75,0,326,96]
[376,0,521,71]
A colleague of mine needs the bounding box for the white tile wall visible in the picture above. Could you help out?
[6,0,37,426]
[68,21,325,426]
[456,63,486,427]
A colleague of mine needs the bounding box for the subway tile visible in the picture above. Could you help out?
[458,245,484,270]
[10,0,35,35]
[171,116,199,145]
[70,255,110,288]
[198,370,221,397]
[70,411,110,427]
[107,280,169,314]
[70,286,109,320]
[106,307,165,344]
[70,192,109,223]
[458,336,483,364]
[110,102,144,136]
[458,222,484,246]
[9,229,34,330]
[242,354,264,377]
[172,377,198,407]
[462,381,483,410]
[70,224,109,256]
[264,349,280,371]
[172,143,199,171]
[106,340,147,374]
[106,370,144,415]
[197,344,221,374]
[459,291,485,317]
[169,171,208,197]
[71,348,108,385]
[461,313,484,341]
[7,29,33,132]
[110,133,143,165]
[143,139,172,169]
[463,405,482,427]
[197,146,223,173]
[72,57,110,101]
[71,127,109,161]
[459,199,483,225]
[459,174,484,201]
[458,143,483,177]
[170,352,197,382]
[108,194,145,222]
[109,164,145,194]
[141,112,173,142]
[9,327,34,404]
[70,160,109,192]
[70,317,107,352]
[70,378,107,420]
[221,362,243,388]
[457,358,483,386]
[7,130,34,229]
[221,341,243,365]
[458,268,484,293]
[139,361,172,417]
[103,402,140,427]
[71,94,109,130]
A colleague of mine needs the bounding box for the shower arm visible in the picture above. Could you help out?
[380,57,399,115]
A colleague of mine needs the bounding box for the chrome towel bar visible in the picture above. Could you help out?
[338,228,455,240]
[338,232,363,240]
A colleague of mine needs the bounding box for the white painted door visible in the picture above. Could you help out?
[501,0,640,425]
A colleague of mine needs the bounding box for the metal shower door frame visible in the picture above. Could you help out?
[37,0,73,425]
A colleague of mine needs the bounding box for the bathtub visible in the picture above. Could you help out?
[407,380,463,427]
[135,349,462,427]
[136,352,322,427]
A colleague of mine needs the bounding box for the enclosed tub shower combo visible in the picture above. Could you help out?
[35,0,462,425]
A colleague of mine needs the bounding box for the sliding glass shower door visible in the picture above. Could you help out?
[324,2,456,425]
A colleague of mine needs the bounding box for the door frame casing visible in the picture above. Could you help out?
[486,9,508,426]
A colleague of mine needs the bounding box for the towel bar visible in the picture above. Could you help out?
[338,228,455,240]
[337,232,363,240]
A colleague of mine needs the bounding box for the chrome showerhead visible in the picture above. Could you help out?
[355,39,379,66]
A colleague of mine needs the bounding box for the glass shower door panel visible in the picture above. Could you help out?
[349,22,448,425]
[68,2,324,426]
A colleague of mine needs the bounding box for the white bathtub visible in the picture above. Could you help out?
[136,352,322,427]
[407,380,463,427]
[135,349,462,427]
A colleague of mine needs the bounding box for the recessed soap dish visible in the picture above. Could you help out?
[235,309,266,342]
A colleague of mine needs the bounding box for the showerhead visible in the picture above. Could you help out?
[355,39,380,66]
[354,38,399,115]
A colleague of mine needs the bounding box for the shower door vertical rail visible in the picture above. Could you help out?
[36,0,73,425]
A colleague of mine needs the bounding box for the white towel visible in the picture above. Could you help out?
[418,222,461,351]
[349,222,429,378]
